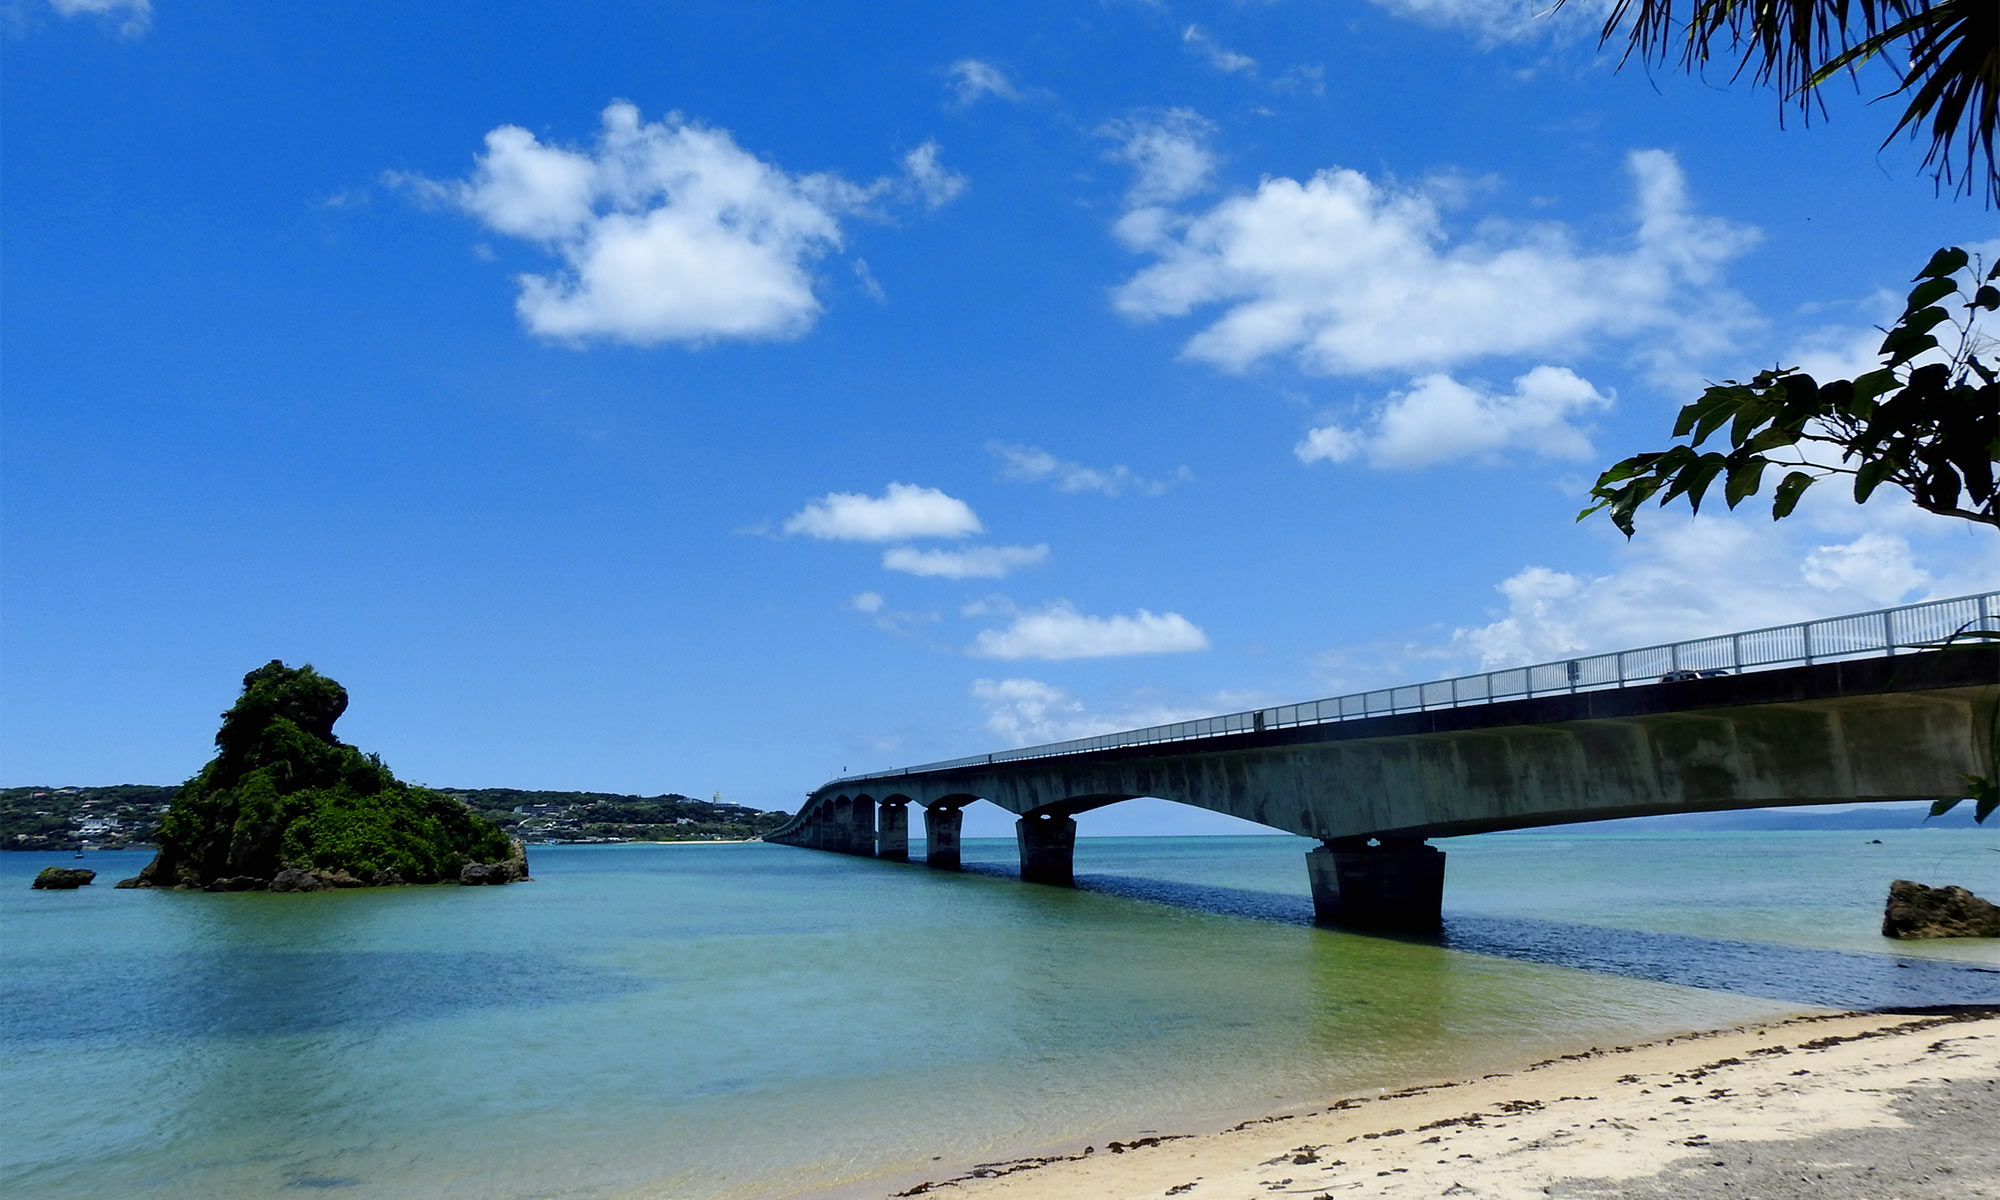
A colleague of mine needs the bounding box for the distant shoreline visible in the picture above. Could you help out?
[533,838,761,847]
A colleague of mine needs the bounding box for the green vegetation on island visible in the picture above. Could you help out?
[119,661,526,890]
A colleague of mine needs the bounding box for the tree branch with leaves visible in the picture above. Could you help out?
[1570,0,1997,202]
[1579,247,1999,535]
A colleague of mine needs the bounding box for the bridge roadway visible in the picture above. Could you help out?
[767,646,1999,932]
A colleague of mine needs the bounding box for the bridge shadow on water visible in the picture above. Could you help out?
[1036,869,2000,1012]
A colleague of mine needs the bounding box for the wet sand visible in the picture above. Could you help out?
[881,1009,1998,1200]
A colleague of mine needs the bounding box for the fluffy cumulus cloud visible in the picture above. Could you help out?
[882,544,1049,580]
[989,442,1191,496]
[1295,365,1611,469]
[784,483,981,542]
[401,102,962,346]
[1448,517,1973,671]
[970,678,1096,744]
[1100,109,1219,209]
[969,602,1210,660]
[947,59,1020,106]
[970,678,1229,746]
[49,0,149,36]
[1112,148,1759,377]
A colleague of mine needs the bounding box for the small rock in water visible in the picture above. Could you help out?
[204,875,268,892]
[32,867,95,890]
[269,868,327,893]
[1882,879,2000,938]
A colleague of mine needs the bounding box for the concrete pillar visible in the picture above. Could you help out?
[923,805,963,870]
[1306,837,1445,933]
[806,808,826,850]
[877,803,909,861]
[830,799,850,852]
[1016,812,1078,887]
[848,797,876,857]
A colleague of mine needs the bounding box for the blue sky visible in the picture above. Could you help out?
[4,0,1995,833]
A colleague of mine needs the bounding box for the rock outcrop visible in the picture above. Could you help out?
[459,839,532,885]
[1882,879,2000,938]
[117,660,526,892]
[32,867,95,889]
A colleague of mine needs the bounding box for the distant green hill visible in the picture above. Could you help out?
[441,789,791,843]
[4,784,791,850]
[1,785,177,851]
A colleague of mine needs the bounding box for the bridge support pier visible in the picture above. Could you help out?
[1016,812,1077,886]
[1306,838,1445,933]
[845,798,876,856]
[877,802,909,861]
[923,805,963,870]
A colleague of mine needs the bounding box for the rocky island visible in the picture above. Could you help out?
[118,660,527,891]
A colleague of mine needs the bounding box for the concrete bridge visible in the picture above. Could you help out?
[768,595,2000,931]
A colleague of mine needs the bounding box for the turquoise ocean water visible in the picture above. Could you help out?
[4,829,1996,1199]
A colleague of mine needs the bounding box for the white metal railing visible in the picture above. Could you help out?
[819,591,1999,789]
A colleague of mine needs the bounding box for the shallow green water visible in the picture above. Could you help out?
[3,830,1994,1199]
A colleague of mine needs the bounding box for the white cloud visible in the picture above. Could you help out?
[1272,64,1328,97]
[1100,109,1219,209]
[49,0,149,36]
[989,442,1191,496]
[848,591,942,639]
[882,544,1050,580]
[784,483,982,542]
[901,141,968,209]
[971,678,1095,744]
[1182,24,1257,75]
[399,102,961,346]
[1365,0,1608,44]
[1295,365,1611,469]
[948,59,1021,106]
[851,257,887,301]
[1799,532,1932,599]
[1449,515,1977,671]
[970,678,1230,747]
[969,602,1210,660]
[1113,149,1760,377]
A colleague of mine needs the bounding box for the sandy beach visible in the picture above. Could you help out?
[884,1008,1999,1200]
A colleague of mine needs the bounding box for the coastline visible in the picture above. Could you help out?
[861,1008,1998,1200]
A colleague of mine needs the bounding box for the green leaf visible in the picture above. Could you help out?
[1727,395,1781,447]
[1900,305,1952,337]
[1848,368,1899,410]
[1722,457,1768,508]
[1593,454,1660,486]
[1744,426,1803,455]
[1972,285,1999,311]
[1916,247,1968,279]
[1675,387,1750,444]
[1662,452,1728,511]
[1882,328,1940,370]
[1905,276,1958,311]
[1929,797,1963,819]
[1771,470,1815,519]
[1853,455,1900,503]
